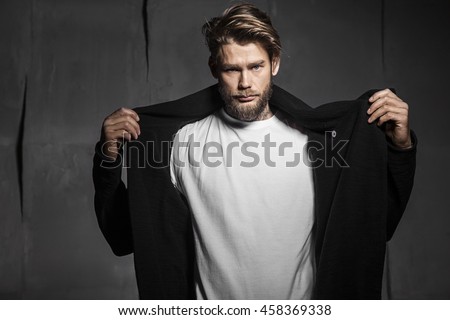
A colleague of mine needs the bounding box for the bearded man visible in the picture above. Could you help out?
[93,3,416,299]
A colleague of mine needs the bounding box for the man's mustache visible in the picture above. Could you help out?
[232,91,260,97]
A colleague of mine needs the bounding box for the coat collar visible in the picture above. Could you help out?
[135,83,375,132]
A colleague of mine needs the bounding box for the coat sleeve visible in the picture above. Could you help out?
[92,141,133,256]
[386,130,417,241]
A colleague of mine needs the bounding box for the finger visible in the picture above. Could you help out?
[105,121,140,140]
[367,96,407,115]
[368,104,408,124]
[104,112,136,126]
[369,89,391,102]
[103,132,130,143]
[376,112,408,127]
[105,121,139,139]
[105,117,141,136]
[368,104,408,123]
[114,107,140,121]
[369,88,402,103]
[106,114,140,129]
[108,107,140,122]
[104,130,133,142]
[118,130,132,142]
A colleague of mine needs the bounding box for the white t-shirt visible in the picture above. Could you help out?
[170,108,315,299]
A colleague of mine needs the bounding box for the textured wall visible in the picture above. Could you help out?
[0,0,449,299]
[382,0,450,299]
[0,0,29,299]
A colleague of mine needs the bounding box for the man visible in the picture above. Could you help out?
[93,4,416,299]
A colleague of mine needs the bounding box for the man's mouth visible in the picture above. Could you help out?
[235,95,258,102]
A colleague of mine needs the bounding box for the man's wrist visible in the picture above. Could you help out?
[393,137,413,150]
[388,131,417,152]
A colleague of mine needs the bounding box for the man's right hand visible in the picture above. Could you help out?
[101,108,141,160]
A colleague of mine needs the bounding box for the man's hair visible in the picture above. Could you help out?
[202,3,281,65]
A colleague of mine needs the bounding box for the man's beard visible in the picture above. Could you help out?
[218,80,273,122]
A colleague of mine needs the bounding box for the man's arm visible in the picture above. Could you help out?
[366,89,417,240]
[92,108,141,256]
[385,132,417,240]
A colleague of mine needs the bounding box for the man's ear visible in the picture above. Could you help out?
[208,56,218,78]
[271,56,280,76]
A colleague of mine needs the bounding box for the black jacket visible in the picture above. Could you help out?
[93,84,416,299]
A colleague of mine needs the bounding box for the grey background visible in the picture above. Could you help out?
[1,0,449,299]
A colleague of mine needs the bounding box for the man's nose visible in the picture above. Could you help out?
[238,71,251,90]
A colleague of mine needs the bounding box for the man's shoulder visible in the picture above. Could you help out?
[173,111,220,141]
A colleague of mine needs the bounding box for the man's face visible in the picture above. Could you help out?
[212,41,280,121]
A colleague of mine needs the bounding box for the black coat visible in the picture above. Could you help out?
[93,84,416,299]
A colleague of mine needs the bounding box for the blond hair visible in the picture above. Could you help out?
[202,3,281,65]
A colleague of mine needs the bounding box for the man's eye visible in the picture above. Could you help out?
[224,68,238,72]
[252,65,262,71]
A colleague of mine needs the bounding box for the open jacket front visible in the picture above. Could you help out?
[93,84,416,299]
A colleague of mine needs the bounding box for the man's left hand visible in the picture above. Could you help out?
[367,88,412,149]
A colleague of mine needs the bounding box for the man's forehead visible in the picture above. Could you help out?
[218,41,270,64]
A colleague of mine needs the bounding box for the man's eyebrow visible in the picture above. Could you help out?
[222,60,266,69]
[249,60,265,66]
[222,63,240,69]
